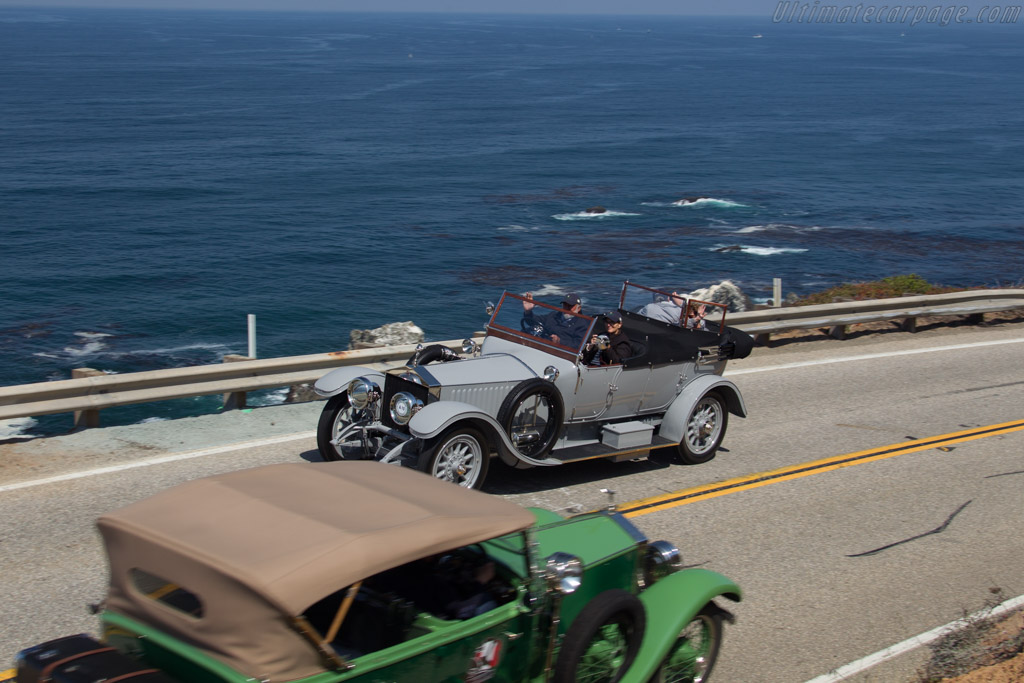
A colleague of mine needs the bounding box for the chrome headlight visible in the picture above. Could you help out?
[389,391,423,425]
[462,338,478,354]
[544,552,583,595]
[542,365,559,382]
[643,540,681,586]
[347,377,380,410]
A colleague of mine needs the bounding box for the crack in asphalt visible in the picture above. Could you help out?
[984,470,1024,479]
[846,500,973,558]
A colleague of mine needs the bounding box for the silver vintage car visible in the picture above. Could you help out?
[313,282,753,489]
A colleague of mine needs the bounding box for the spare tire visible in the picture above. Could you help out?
[496,378,564,459]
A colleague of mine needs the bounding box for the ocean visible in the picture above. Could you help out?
[2,8,1023,436]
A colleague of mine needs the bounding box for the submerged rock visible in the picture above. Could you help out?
[349,321,424,349]
[674,196,709,205]
[688,280,753,313]
[713,245,743,253]
[285,383,319,403]
[584,206,607,214]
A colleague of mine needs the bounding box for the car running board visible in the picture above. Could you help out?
[550,435,676,464]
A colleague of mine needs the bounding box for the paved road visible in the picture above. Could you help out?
[2,321,1023,681]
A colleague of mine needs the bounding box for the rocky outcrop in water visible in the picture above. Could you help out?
[584,206,607,214]
[688,280,753,312]
[349,321,424,350]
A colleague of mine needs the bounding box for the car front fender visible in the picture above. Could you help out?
[408,401,517,449]
[659,375,747,444]
[619,569,742,683]
[313,367,384,398]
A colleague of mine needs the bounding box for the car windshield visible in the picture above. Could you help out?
[487,292,596,355]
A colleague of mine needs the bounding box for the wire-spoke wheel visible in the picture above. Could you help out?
[651,604,724,683]
[419,426,489,489]
[677,392,727,465]
[552,589,645,683]
[316,394,373,461]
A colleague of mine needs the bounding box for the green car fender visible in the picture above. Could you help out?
[618,568,742,683]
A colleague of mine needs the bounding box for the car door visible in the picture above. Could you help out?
[570,364,651,421]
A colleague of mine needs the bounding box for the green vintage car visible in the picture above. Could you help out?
[15,462,740,683]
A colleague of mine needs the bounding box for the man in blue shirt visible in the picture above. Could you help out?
[522,291,590,349]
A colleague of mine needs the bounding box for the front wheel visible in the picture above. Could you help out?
[676,392,727,465]
[651,604,724,683]
[316,394,372,461]
[552,589,646,683]
[418,426,490,490]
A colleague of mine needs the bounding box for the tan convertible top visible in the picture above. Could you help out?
[98,461,535,682]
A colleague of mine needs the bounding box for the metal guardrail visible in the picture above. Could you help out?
[1,290,1022,428]
[728,289,1024,341]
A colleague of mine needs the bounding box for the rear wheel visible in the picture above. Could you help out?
[676,392,727,465]
[418,426,490,489]
[651,604,724,683]
[317,394,373,461]
[552,589,645,683]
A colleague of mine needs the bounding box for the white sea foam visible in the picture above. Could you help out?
[736,223,823,234]
[672,197,747,208]
[531,284,568,297]
[107,343,232,357]
[249,387,290,407]
[711,245,809,256]
[0,417,39,439]
[63,341,108,358]
[552,210,641,221]
[137,417,169,424]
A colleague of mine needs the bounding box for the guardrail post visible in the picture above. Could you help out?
[754,332,771,346]
[71,368,105,429]
[222,354,253,410]
[828,325,847,340]
[901,316,918,333]
[773,278,782,308]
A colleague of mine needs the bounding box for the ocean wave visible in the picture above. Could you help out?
[552,210,641,221]
[137,416,169,424]
[249,387,289,407]
[0,417,39,439]
[103,342,233,357]
[672,197,748,209]
[710,244,809,256]
[735,223,823,234]
[530,284,568,297]
[62,331,115,358]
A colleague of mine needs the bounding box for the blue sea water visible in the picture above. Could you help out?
[2,8,1023,435]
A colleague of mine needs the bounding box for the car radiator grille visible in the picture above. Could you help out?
[443,384,511,418]
[381,374,432,430]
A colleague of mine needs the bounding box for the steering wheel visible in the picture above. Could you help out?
[520,318,546,337]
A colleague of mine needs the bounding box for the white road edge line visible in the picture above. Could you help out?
[0,431,315,494]
[802,593,1024,683]
[4,337,1024,494]
[727,337,1024,375]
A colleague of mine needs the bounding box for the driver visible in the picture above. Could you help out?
[521,291,590,349]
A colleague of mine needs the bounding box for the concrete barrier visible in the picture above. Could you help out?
[1,290,1022,428]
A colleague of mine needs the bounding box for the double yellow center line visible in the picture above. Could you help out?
[619,418,1024,518]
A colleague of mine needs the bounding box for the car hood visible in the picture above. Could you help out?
[412,351,542,387]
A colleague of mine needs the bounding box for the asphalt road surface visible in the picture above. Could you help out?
[2,320,1022,682]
